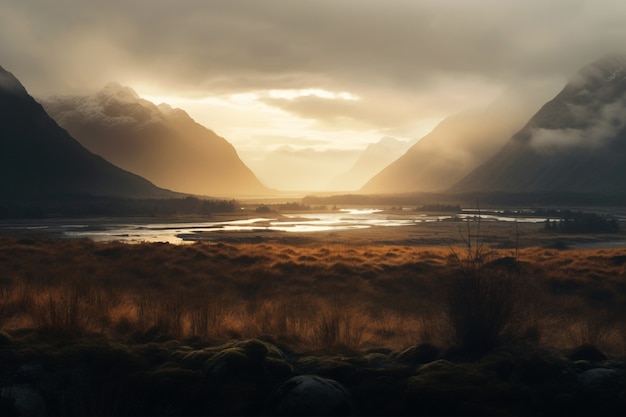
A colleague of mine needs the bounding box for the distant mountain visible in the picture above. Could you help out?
[360,90,543,194]
[450,54,626,194]
[245,146,361,191]
[40,84,270,197]
[329,137,411,191]
[0,66,175,199]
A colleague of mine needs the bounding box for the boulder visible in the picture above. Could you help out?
[396,343,440,365]
[568,344,607,362]
[2,384,47,417]
[266,375,353,416]
[578,368,618,387]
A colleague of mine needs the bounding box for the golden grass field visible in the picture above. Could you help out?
[1,218,625,355]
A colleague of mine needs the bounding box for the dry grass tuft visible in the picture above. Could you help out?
[313,298,368,353]
[0,237,624,353]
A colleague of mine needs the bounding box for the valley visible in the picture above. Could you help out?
[2,205,625,249]
[2,11,626,414]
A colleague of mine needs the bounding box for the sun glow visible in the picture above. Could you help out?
[140,87,360,108]
[133,87,384,155]
[268,88,360,101]
[131,84,433,191]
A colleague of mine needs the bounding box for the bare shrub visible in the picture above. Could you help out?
[444,218,529,358]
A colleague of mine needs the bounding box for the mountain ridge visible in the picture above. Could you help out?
[359,87,545,194]
[449,54,626,194]
[41,85,270,197]
[329,137,411,191]
[0,66,177,200]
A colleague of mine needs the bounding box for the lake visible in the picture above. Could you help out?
[0,208,559,244]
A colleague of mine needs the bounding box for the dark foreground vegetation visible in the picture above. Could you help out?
[543,211,621,234]
[0,236,625,415]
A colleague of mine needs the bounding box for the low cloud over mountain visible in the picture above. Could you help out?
[450,54,626,194]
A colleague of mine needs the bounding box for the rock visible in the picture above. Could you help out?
[417,359,455,373]
[485,256,519,271]
[575,368,626,416]
[396,343,440,365]
[266,375,353,416]
[294,356,358,382]
[264,357,294,379]
[238,339,269,362]
[568,344,608,362]
[180,349,215,369]
[15,362,58,396]
[0,330,14,346]
[362,352,389,367]
[578,368,618,387]
[572,360,592,372]
[203,347,250,378]
[2,384,47,417]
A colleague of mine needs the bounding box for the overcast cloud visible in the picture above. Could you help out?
[2,0,626,152]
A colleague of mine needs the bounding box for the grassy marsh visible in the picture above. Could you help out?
[0,235,625,354]
[1,227,626,415]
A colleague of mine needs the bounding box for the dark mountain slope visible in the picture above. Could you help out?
[450,54,626,194]
[41,85,270,197]
[0,66,175,199]
[360,89,541,194]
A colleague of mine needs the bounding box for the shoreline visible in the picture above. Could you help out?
[2,214,625,250]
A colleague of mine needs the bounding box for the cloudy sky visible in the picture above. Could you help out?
[2,0,626,159]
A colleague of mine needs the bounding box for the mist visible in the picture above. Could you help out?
[3,1,626,156]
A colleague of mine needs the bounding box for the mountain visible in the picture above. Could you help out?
[329,137,412,191]
[450,54,626,194]
[0,66,175,199]
[360,89,543,194]
[40,84,270,197]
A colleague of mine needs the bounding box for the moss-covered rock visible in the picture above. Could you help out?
[396,343,441,366]
[406,361,519,416]
[295,356,358,384]
[266,375,353,416]
[568,344,608,362]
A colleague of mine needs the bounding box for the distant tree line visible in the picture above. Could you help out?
[415,204,461,212]
[0,196,236,219]
[303,192,626,208]
[543,211,620,233]
[254,202,329,213]
[302,194,425,207]
[457,192,626,207]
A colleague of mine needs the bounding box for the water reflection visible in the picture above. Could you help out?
[0,208,557,244]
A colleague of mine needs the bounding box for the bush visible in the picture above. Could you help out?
[445,220,527,358]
